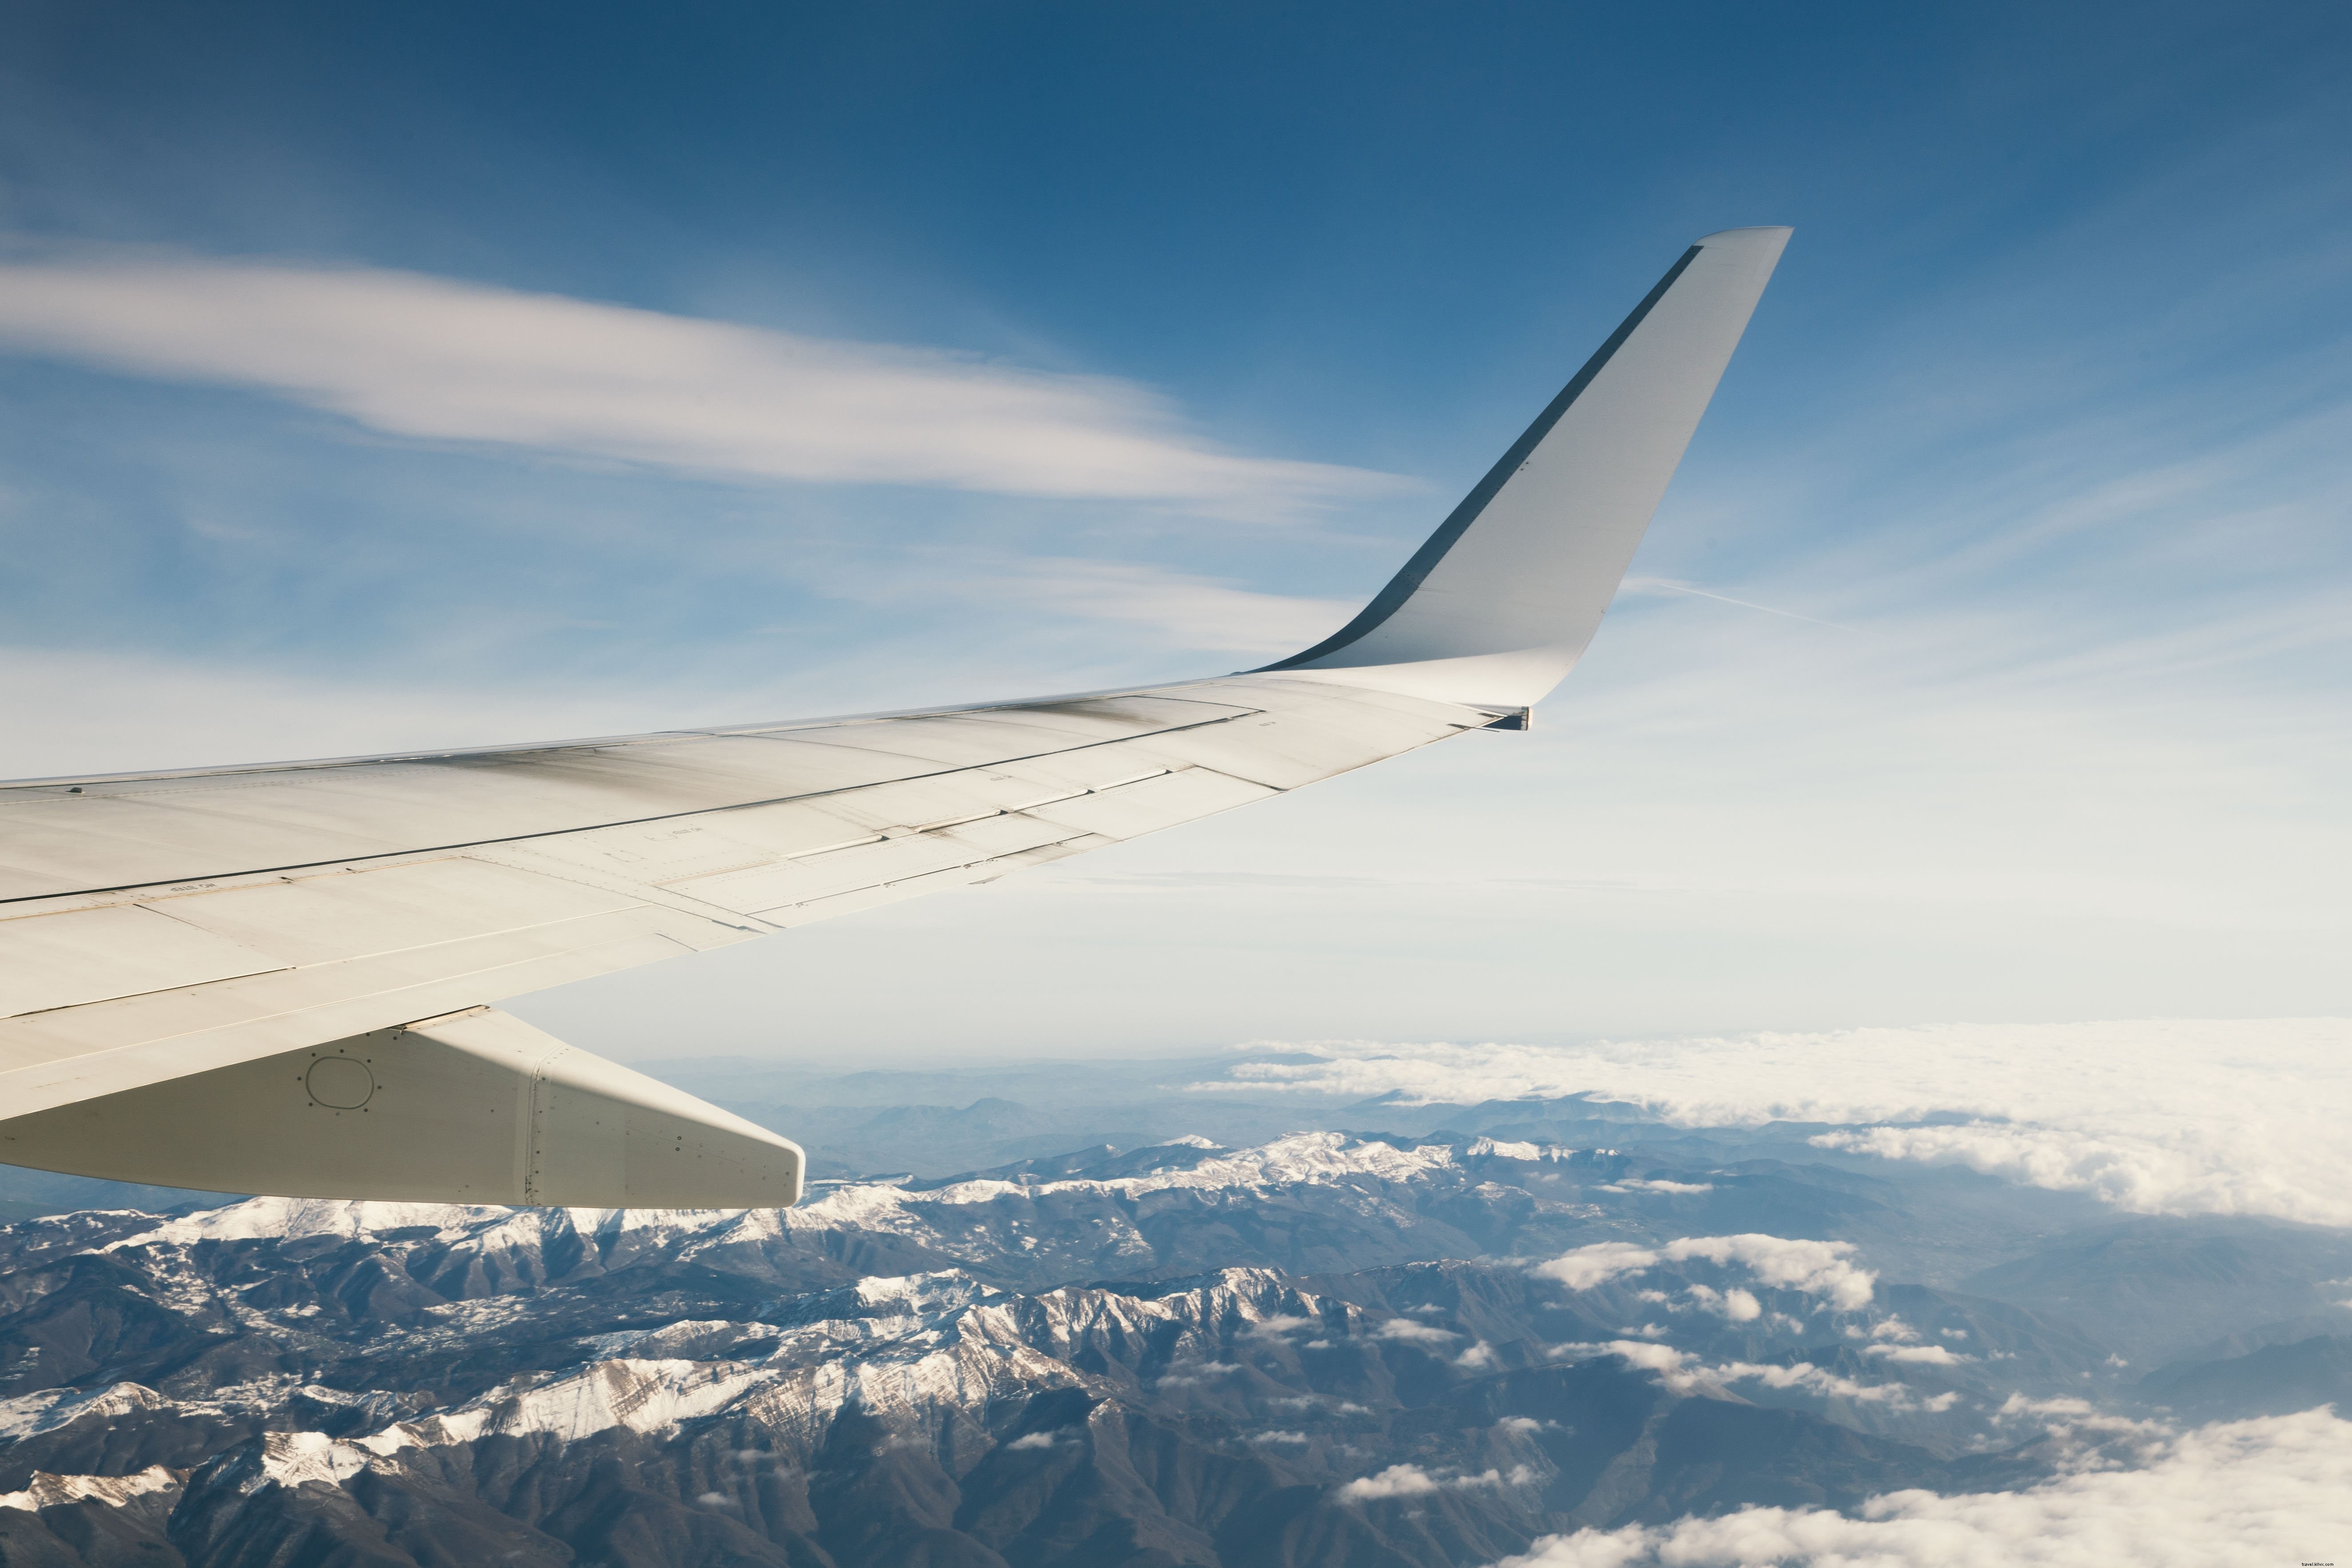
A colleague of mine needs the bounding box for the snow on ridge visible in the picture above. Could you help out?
[359,1327,1077,1459]
[0,1383,168,1441]
[75,1131,1467,1261]
[332,1357,779,1464]
[106,1197,502,1250]
[575,1207,773,1242]
[971,1266,1346,1366]
[752,1273,1016,1366]
[0,1207,166,1235]
[270,1270,1343,1470]
[36,1268,1382,1491]
[98,1197,773,1256]
[761,1269,993,1329]
[890,1178,1037,1207]
[465,1358,769,1444]
[776,1182,922,1231]
[851,1271,997,1314]
[788,1131,1458,1231]
[753,1264,1334,1378]
[579,1320,740,1359]
[1104,1132,1455,1195]
[254,1430,373,1490]
[0,1465,180,1512]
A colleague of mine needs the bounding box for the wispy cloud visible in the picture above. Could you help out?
[0,251,1407,516]
[980,559,1351,656]
[1551,1342,1947,1409]
[772,549,1357,660]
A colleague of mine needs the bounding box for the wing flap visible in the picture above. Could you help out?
[0,1007,804,1207]
[128,856,642,968]
[0,903,284,1017]
[0,698,1261,905]
[0,903,724,1116]
[760,836,1112,929]
[1022,766,1275,839]
[669,821,1059,915]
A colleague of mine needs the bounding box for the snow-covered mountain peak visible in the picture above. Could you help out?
[108,1196,505,1250]
[0,1381,168,1441]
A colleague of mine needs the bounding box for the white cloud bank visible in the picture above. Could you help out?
[1534,1235,1875,1312]
[1198,1019,2352,1225]
[1486,1408,2352,1568]
[1341,1462,1536,1502]
[0,252,1403,516]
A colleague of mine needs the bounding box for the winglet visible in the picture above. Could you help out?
[1255,226,1791,706]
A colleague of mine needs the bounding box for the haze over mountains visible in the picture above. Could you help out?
[3,1030,2348,1566]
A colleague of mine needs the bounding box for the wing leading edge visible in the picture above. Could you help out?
[0,227,1788,1205]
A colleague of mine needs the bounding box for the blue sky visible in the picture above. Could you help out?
[3,1,2348,1059]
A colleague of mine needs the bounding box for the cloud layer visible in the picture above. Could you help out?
[1555,1342,1959,1413]
[1340,1462,1532,1501]
[1487,1408,2352,1568]
[0,253,1403,516]
[1533,1235,1876,1311]
[1199,1019,2352,1224]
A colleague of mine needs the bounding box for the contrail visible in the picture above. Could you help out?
[1633,576,1857,631]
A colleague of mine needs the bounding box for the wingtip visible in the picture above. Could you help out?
[1250,223,1792,706]
[1694,225,1795,250]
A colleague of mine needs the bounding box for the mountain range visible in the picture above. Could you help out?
[2,1067,2346,1567]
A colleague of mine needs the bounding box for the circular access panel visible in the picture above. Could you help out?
[305,1055,375,1110]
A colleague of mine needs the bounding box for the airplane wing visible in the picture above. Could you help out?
[0,226,1789,1207]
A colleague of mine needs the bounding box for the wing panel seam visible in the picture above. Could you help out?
[0,712,1263,908]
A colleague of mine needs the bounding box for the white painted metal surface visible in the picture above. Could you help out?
[0,229,1788,1204]
[0,1007,804,1206]
[1261,226,1791,706]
